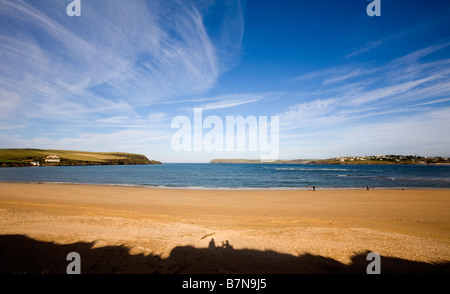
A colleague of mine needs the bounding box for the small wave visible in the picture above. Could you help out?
[275,168,350,171]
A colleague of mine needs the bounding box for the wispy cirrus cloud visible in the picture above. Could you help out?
[280,106,450,158]
[0,0,244,151]
[279,41,450,157]
[194,93,265,111]
[0,0,232,106]
[344,31,407,59]
[1,1,449,163]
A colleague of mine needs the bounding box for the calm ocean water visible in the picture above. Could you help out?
[1,163,450,189]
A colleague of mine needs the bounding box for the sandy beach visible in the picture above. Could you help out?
[1,182,449,274]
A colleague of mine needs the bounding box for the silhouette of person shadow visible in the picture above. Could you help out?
[208,238,216,250]
[222,240,233,250]
[208,238,234,250]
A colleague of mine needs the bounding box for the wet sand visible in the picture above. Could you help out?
[0,183,449,273]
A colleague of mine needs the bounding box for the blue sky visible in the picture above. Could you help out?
[1,0,450,162]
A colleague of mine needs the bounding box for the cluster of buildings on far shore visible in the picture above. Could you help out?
[30,154,60,166]
[334,155,449,164]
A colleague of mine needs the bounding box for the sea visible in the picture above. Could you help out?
[0,163,450,189]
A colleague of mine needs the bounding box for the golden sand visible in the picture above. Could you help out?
[0,183,449,273]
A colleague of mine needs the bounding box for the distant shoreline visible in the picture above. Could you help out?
[210,155,450,165]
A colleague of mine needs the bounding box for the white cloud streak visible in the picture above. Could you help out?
[279,42,450,157]
[0,0,244,152]
[194,93,265,111]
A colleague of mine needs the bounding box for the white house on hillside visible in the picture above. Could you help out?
[45,154,60,163]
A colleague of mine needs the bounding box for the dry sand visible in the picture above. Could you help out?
[0,182,449,273]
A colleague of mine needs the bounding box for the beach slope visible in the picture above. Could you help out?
[1,183,449,273]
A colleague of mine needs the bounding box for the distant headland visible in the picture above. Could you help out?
[0,149,161,167]
[210,155,450,165]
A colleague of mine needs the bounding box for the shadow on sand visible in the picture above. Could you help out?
[1,234,449,274]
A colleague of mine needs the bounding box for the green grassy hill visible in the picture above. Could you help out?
[0,149,161,167]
